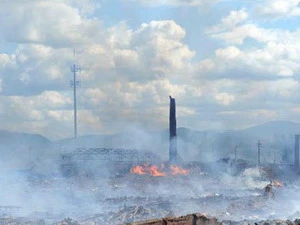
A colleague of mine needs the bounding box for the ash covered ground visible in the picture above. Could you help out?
[1,161,300,225]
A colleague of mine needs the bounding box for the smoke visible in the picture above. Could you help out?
[1,126,300,224]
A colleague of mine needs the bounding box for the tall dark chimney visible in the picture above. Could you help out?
[295,134,299,170]
[169,96,177,163]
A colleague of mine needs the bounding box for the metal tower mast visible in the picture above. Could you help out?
[71,61,80,139]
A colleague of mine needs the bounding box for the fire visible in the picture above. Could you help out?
[148,165,166,177]
[273,180,283,187]
[130,165,146,175]
[170,165,189,175]
[130,164,189,176]
[130,164,165,177]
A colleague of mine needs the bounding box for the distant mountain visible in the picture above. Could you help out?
[1,120,299,164]
[0,130,50,147]
[0,130,52,169]
[56,134,113,148]
[239,121,300,138]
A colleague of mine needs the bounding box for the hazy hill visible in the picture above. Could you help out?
[0,130,50,148]
[0,130,51,169]
[53,121,300,163]
[1,120,300,165]
[239,121,300,138]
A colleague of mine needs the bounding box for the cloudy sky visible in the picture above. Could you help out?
[0,0,299,140]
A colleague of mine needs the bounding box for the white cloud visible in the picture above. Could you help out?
[0,13,199,138]
[0,1,103,47]
[207,37,300,78]
[221,8,248,28]
[215,93,236,105]
[177,107,196,116]
[250,109,279,120]
[0,0,300,139]
[209,8,248,33]
[210,24,279,45]
[0,54,13,69]
[256,0,300,18]
[131,20,195,78]
[268,79,298,97]
[205,8,300,79]
[130,0,216,7]
[215,46,242,59]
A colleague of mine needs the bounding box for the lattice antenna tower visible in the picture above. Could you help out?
[70,49,81,139]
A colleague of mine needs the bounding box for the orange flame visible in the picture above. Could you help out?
[130,164,189,176]
[148,165,166,177]
[273,180,283,187]
[130,165,146,175]
[170,165,189,175]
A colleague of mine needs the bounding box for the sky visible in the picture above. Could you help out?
[0,0,299,140]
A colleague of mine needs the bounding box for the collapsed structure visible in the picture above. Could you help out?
[5,97,300,225]
[60,96,300,179]
[62,96,181,177]
[61,148,161,177]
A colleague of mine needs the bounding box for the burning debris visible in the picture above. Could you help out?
[0,165,299,225]
[130,164,189,176]
[264,180,284,199]
[2,97,300,225]
[170,165,189,176]
[130,164,166,177]
[273,180,283,187]
[264,182,274,198]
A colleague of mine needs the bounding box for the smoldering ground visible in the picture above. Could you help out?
[0,128,300,224]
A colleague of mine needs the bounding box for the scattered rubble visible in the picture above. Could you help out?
[56,218,79,225]
[129,214,220,225]
[1,164,299,225]
[0,217,45,225]
[3,213,300,225]
[130,214,300,225]
[80,201,174,224]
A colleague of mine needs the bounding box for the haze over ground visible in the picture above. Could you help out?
[0,120,298,170]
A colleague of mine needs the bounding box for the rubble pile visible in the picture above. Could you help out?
[54,214,300,225]
[56,218,80,225]
[81,201,174,224]
[131,214,300,225]
[225,196,272,220]
[0,217,45,225]
[130,214,220,225]
[1,164,299,225]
